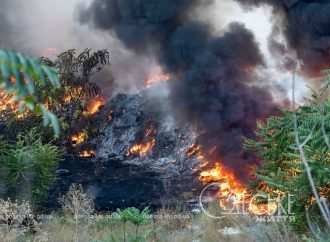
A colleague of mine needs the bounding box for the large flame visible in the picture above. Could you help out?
[199,163,245,193]
[189,144,278,216]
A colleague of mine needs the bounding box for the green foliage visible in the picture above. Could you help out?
[0,129,62,205]
[0,49,61,136]
[245,95,330,230]
[113,207,151,242]
[0,49,110,148]
[39,48,109,107]
[114,207,151,226]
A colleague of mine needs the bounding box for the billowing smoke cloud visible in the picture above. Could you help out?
[80,0,279,180]
[235,0,330,77]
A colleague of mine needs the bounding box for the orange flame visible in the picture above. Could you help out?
[0,91,17,113]
[79,150,96,158]
[191,144,278,216]
[71,131,88,147]
[0,90,28,120]
[127,139,156,157]
[84,96,105,116]
[127,124,156,157]
[144,71,170,88]
[199,163,245,193]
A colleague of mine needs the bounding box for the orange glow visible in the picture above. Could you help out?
[144,71,170,88]
[127,139,156,157]
[71,131,88,147]
[0,91,16,113]
[84,96,105,116]
[249,201,278,216]
[192,144,278,216]
[127,124,156,157]
[200,163,245,194]
[0,90,28,120]
[79,150,96,158]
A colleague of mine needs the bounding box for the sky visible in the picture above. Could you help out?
[0,0,307,101]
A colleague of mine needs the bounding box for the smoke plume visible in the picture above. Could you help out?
[0,0,159,94]
[80,0,279,180]
[235,0,330,76]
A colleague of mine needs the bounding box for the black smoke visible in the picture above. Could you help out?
[236,0,330,76]
[79,0,278,180]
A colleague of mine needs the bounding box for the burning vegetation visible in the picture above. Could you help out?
[84,96,105,116]
[127,124,156,157]
[0,90,29,120]
[0,90,16,112]
[185,143,280,216]
[127,139,156,157]
[70,131,88,147]
[79,150,96,158]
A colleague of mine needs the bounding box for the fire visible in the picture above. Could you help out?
[199,163,245,193]
[0,91,17,113]
[190,144,278,216]
[127,124,156,157]
[84,96,105,116]
[128,139,156,157]
[0,90,28,120]
[249,201,278,216]
[79,150,96,158]
[71,131,88,147]
[144,71,170,88]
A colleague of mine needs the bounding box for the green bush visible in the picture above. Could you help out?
[245,99,330,231]
[0,129,62,205]
[113,207,151,242]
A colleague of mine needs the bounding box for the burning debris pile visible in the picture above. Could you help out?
[47,87,204,210]
[47,86,278,214]
[80,0,280,184]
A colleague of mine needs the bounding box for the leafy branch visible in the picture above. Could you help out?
[0,49,61,136]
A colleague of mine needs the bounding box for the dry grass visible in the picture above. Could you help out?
[0,210,303,242]
[0,189,319,242]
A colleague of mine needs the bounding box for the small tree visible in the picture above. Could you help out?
[0,129,62,205]
[114,207,151,242]
[59,184,94,242]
